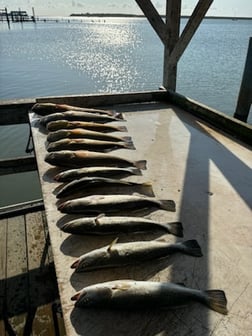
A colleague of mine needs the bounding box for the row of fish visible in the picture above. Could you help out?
[33,102,227,315]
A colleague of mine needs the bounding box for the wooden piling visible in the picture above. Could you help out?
[234,37,252,122]
[5,7,10,29]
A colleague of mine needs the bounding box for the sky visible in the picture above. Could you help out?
[2,0,252,18]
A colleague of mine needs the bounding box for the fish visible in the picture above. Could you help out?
[71,239,202,272]
[40,111,124,126]
[47,138,135,153]
[46,120,128,133]
[60,214,183,237]
[32,102,116,116]
[54,166,142,182]
[58,194,175,214]
[47,129,132,143]
[45,151,147,169]
[56,177,153,198]
[71,279,228,315]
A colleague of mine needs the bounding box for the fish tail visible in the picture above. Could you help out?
[140,182,154,197]
[121,136,133,143]
[131,168,142,176]
[115,112,124,120]
[159,200,176,212]
[117,125,128,132]
[180,239,203,257]
[124,142,136,150]
[204,290,228,315]
[163,221,183,237]
[134,160,147,170]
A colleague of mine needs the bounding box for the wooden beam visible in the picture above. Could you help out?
[234,37,252,122]
[0,100,35,125]
[163,0,181,90]
[0,199,44,219]
[168,0,213,66]
[0,156,37,175]
[134,0,166,43]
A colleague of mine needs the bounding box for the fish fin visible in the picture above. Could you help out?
[94,213,105,225]
[159,200,176,212]
[117,125,128,132]
[162,222,183,237]
[71,259,80,269]
[134,160,147,170]
[205,290,228,315]
[123,142,136,150]
[180,240,203,257]
[107,237,119,252]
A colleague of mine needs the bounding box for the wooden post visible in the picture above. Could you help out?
[5,7,10,29]
[163,0,181,91]
[234,37,252,122]
[32,7,36,23]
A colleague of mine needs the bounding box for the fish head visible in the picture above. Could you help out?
[73,250,110,272]
[72,285,112,308]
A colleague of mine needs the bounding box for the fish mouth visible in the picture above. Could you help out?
[71,291,84,301]
[71,259,80,269]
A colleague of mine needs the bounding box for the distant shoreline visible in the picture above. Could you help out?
[70,13,252,20]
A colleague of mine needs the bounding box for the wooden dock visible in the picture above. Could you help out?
[0,210,66,335]
[29,97,252,335]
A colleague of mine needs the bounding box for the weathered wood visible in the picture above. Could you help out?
[30,101,252,335]
[168,0,213,66]
[0,218,7,334]
[0,199,44,219]
[0,156,37,175]
[36,90,167,107]
[167,90,252,145]
[135,0,166,43]
[163,0,181,90]
[234,37,252,122]
[6,216,28,334]
[0,100,35,125]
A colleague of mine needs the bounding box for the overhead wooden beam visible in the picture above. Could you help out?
[135,0,166,43]
[163,0,181,90]
[168,0,213,66]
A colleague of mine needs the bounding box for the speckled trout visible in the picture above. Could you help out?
[61,214,183,237]
[71,280,228,315]
[46,129,132,143]
[46,138,135,153]
[54,167,142,182]
[32,102,116,116]
[45,151,147,169]
[58,194,175,214]
[56,177,153,198]
[46,120,128,133]
[71,239,202,272]
[40,111,124,126]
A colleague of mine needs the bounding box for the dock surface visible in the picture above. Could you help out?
[30,101,252,335]
[0,210,66,335]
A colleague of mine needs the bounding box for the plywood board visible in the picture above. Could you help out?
[30,101,252,336]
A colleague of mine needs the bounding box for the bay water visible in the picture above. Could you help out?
[0,17,251,206]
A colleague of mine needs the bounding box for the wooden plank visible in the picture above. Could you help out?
[168,0,213,66]
[0,100,35,125]
[166,90,252,146]
[6,215,28,335]
[0,199,44,220]
[0,156,37,176]
[36,90,167,107]
[30,101,252,335]
[0,218,7,335]
[135,0,166,43]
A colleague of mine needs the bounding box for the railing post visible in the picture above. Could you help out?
[163,0,181,91]
[234,37,252,123]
